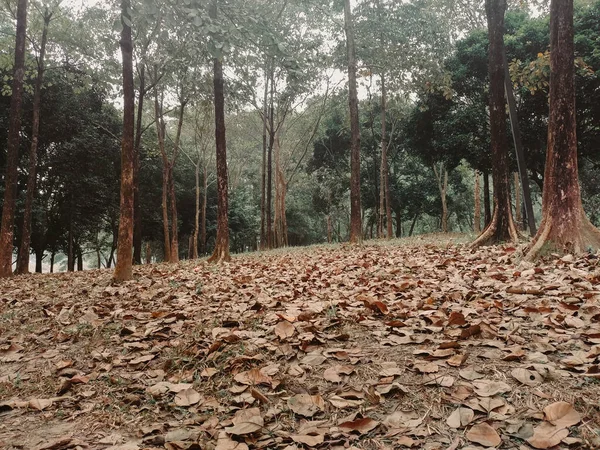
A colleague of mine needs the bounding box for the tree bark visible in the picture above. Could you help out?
[483,169,491,226]
[514,172,522,227]
[266,66,275,249]
[145,242,151,264]
[433,163,449,233]
[474,170,481,233]
[273,132,287,248]
[192,162,200,259]
[16,9,50,275]
[260,65,268,250]
[409,213,419,237]
[168,98,187,263]
[525,0,600,259]
[207,1,230,263]
[133,64,145,265]
[344,0,362,244]
[378,73,387,238]
[472,0,518,247]
[0,0,28,277]
[154,81,171,262]
[50,251,55,273]
[35,249,43,273]
[201,163,208,254]
[395,209,402,238]
[113,0,136,282]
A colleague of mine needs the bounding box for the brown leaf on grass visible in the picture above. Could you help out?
[174,388,202,406]
[274,321,295,339]
[527,422,570,449]
[446,353,468,367]
[413,362,439,374]
[215,432,249,450]
[225,408,264,435]
[466,423,501,447]
[291,433,324,447]
[338,418,379,434]
[129,354,155,365]
[446,407,474,428]
[447,311,467,326]
[29,398,53,411]
[472,379,511,397]
[234,368,273,387]
[460,324,482,340]
[288,394,325,417]
[511,368,543,386]
[362,297,389,315]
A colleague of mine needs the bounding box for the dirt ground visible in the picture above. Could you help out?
[1,236,599,450]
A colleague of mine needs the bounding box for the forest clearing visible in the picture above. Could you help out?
[1,236,600,449]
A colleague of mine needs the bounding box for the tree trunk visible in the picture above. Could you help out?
[327,214,332,243]
[344,0,362,244]
[168,98,186,263]
[77,247,83,271]
[514,172,522,227]
[145,242,151,264]
[472,0,518,247]
[35,248,43,273]
[68,212,74,272]
[433,163,449,233]
[483,170,492,226]
[154,82,171,262]
[207,1,231,263]
[525,0,600,259]
[409,213,419,237]
[113,0,136,282]
[474,170,481,233]
[17,9,50,275]
[0,0,28,277]
[133,63,145,265]
[378,73,386,239]
[201,164,208,255]
[192,163,200,259]
[273,132,286,248]
[260,65,268,250]
[266,66,275,249]
[50,251,55,273]
[395,209,402,238]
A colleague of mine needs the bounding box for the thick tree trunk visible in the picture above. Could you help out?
[50,251,55,273]
[344,0,362,244]
[35,249,43,273]
[207,3,231,264]
[17,10,50,275]
[433,163,449,233]
[474,170,481,233]
[472,0,518,247]
[168,99,186,263]
[260,65,268,250]
[113,0,136,282]
[514,172,522,227]
[133,64,145,265]
[525,0,600,259]
[395,209,402,238]
[378,73,386,238]
[77,247,83,271]
[273,133,287,248]
[145,242,151,264]
[0,0,28,277]
[483,170,492,226]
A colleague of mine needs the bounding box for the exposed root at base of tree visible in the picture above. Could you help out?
[525,214,600,261]
[470,207,519,248]
[207,246,231,264]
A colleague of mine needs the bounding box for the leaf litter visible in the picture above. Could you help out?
[0,237,600,449]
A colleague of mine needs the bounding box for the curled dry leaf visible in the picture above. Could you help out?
[527,422,570,449]
[234,368,273,387]
[511,368,543,386]
[543,401,581,429]
[225,407,264,435]
[323,365,354,382]
[274,321,295,339]
[472,379,511,397]
[29,398,53,411]
[291,433,324,447]
[215,431,249,450]
[413,362,439,374]
[338,418,379,434]
[446,407,474,429]
[466,423,501,447]
[287,394,325,417]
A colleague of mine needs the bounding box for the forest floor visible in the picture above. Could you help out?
[1,234,600,450]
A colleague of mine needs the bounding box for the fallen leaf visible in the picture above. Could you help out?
[174,388,202,406]
[338,417,379,434]
[225,408,264,435]
[543,401,580,429]
[527,422,570,449]
[446,407,474,428]
[466,422,501,447]
[287,394,325,417]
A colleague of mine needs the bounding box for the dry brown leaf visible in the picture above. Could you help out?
[446,407,474,429]
[29,398,53,411]
[225,408,264,435]
[511,368,543,386]
[215,431,249,450]
[274,320,295,339]
[472,379,511,397]
[338,418,379,434]
[323,365,354,382]
[413,362,439,374]
[527,422,570,449]
[287,394,325,417]
[174,388,202,407]
[466,422,501,447]
[291,433,324,447]
[543,401,581,429]
[234,368,273,387]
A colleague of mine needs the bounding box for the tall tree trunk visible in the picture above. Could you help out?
[16,9,50,275]
[168,98,186,263]
[77,247,83,271]
[0,0,28,277]
[68,210,74,272]
[50,251,55,273]
[433,163,449,233]
[395,209,402,238]
[154,82,171,262]
[266,66,275,249]
[35,248,43,273]
[474,170,481,233]
[327,214,332,243]
[273,132,286,248]
[133,64,145,265]
[260,65,268,250]
[344,0,362,243]
[525,0,600,259]
[201,164,208,255]
[145,242,151,264]
[483,169,492,226]
[207,1,230,263]
[378,73,387,239]
[514,172,522,227]
[192,162,200,259]
[113,0,135,282]
[473,0,518,247]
